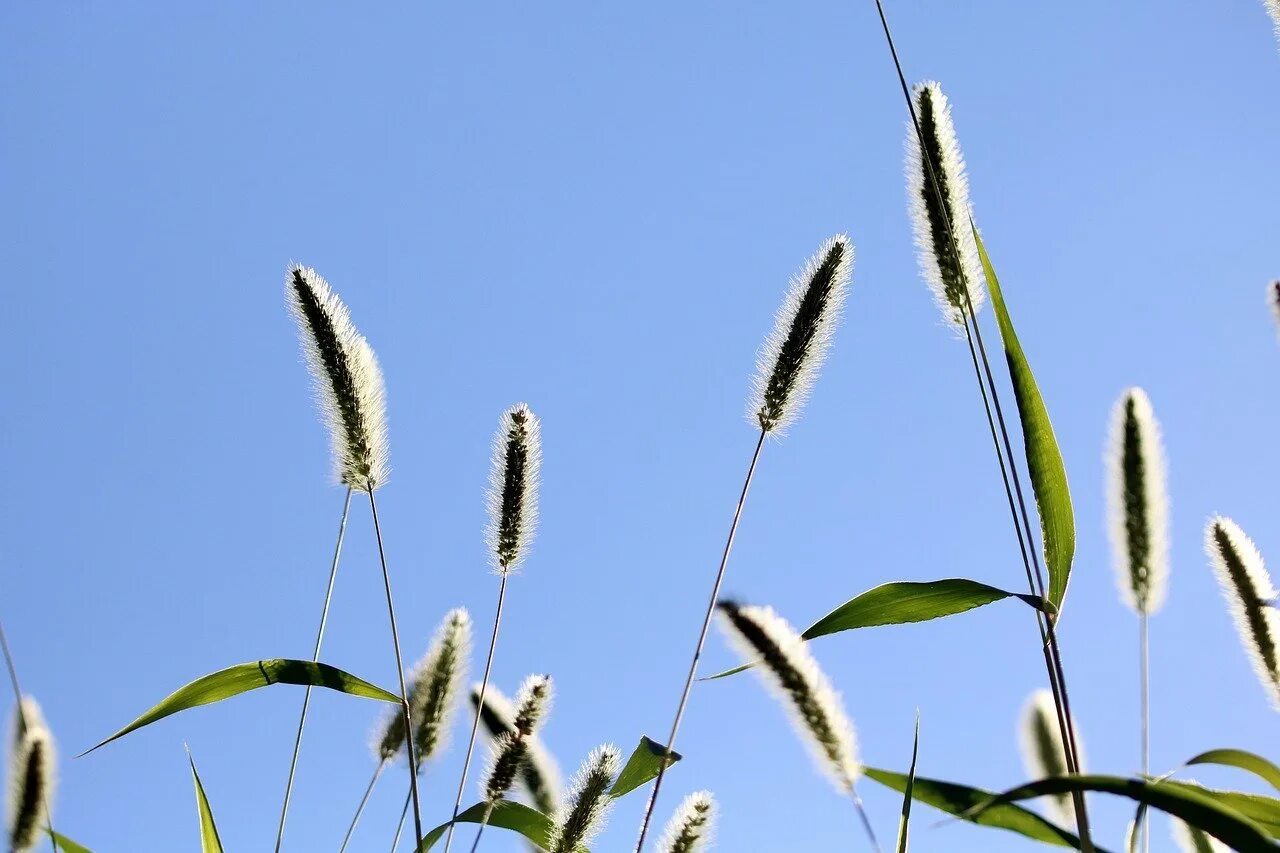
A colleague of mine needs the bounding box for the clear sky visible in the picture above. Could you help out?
[2,2,1279,851]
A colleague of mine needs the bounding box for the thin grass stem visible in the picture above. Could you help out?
[368,488,424,847]
[339,760,387,853]
[852,789,882,853]
[467,803,497,853]
[443,575,509,853]
[274,485,355,852]
[1140,611,1150,853]
[634,428,767,851]
[391,788,411,852]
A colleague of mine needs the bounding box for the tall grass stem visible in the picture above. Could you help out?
[339,760,386,853]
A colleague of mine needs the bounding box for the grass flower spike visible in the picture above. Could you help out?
[1107,388,1170,615]
[905,81,983,329]
[658,791,716,853]
[548,744,621,853]
[1018,689,1078,824]
[472,684,562,813]
[7,697,54,853]
[1205,517,1280,709]
[749,235,853,434]
[481,675,553,803]
[409,608,472,765]
[287,264,389,491]
[1172,814,1229,852]
[1270,281,1280,335]
[1264,1,1280,46]
[487,403,542,574]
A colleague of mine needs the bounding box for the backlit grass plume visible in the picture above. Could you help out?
[472,684,561,813]
[7,698,54,853]
[287,264,389,491]
[1264,1,1280,46]
[1172,813,1228,852]
[547,744,620,853]
[1205,516,1280,709]
[905,81,983,329]
[486,404,542,574]
[1106,387,1170,615]
[717,602,860,792]
[1018,689,1078,825]
[658,791,716,853]
[748,235,853,434]
[481,675,553,804]
[1270,281,1280,334]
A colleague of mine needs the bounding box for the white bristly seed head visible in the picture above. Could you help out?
[1018,689,1077,825]
[547,744,621,853]
[658,790,717,853]
[716,601,860,793]
[1106,387,1170,615]
[480,674,554,804]
[748,235,853,435]
[486,403,542,574]
[1205,516,1280,710]
[1264,1,1280,47]
[905,81,984,331]
[7,697,54,853]
[470,684,562,814]
[286,265,390,491]
[1270,281,1280,335]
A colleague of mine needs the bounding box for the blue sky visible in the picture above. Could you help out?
[2,2,1279,851]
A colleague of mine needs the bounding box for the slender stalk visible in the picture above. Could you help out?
[368,488,424,847]
[443,575,509,853]
[868,1,1093,847]
[274,486,354,852]
[467,803,496,853]
[339,760,387,853]
[391,788,411,852]
[1139,611,1150,853]
[634,428,767,851]
[852,790,882,853]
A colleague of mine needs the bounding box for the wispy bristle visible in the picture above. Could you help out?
[486,403,542,574]
[7,697,54,853]
[1106,387,1170,615]
[1171,811,1229,852]
[471,685,562,814]
[748,235,854,434]
[547,744,620,853]
[716,602,860,792]
[374,608,471,764]
[1017,689,1078,825]
[480,675,554,804]
[1205,517,1280,709]
[905,81,984,330]
[287,265,390,490]
[511,674,554,737]
[658,790,717,853]
[1264,2,1280,47]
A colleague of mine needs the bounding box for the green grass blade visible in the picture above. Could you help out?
[46,829,93,853]
[188,751,224,853]
[1160,781,1280,839]
[701,578,1052,681]
[82,659,399,755]
[895,716,921,853]
[970,223,1076,613]
[865,767,1098,850]
[971,774,1275,851]
[609,736,682,797]
[1187,749,1280,795]
[418,801,555,852]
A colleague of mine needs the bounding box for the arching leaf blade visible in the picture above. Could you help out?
[1187,749,1280,795]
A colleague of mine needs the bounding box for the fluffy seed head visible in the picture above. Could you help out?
[716,601,860,792]
[483,732,530,803]
[1018,689,1077,825]
[1205,517,1280,710]
[1264,2,1280,48]
[512,674,554,737]
[374,608,471,763]
[547,744,620,853]
[905,81,984,330]
[287,265,390,490]
[479,674,553,804]
[7,698,54,853]
[658,790,717,853]
[486,404,542,574]
[1172,812,1229,852]
[748,235,853,434]
[1106,387,1170,615]
[471,685,562,814]
[1270,281,1280,335]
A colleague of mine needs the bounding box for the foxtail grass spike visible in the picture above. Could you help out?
[287,265,390,491]
[7,698,54,853]
[1018,689,1081,825]
[1270,281,1280,335]
[409,608,472,768]
[1171,813,1228,853]
[658,791,716,853]
[480,675,553,803]
[1106,388,1170,616]
[548,745,621,853]
[905,81,983,329]
[1264,1,1280,46]
[487,404,542,574]
[471,684,562,813]
[1205,517,1280,709]
[749,236,854,434]
[716,602,860,792]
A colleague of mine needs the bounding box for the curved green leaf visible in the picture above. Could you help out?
[895,717,921,853]
[47,830,92,853]
[1187,749,1280,795]
[701,579,1050,680]
[972,775,1275,851]
[864,767,1099,850]
[83,659,399,754]
[1161,781,1280,839]
[188,752,224,853]
[971,224,1075,613]
[418,801,555,852]
[610,736,682,797]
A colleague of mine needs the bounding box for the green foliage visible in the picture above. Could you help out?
[188,752,224,853]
